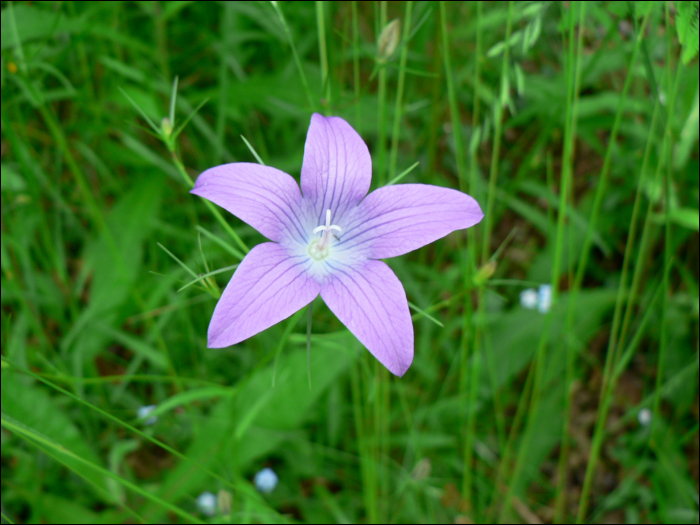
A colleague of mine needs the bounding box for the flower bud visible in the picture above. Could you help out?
[377,19,401,63]
[217,489,233,515]
[161,117,173,140]
[473,260,497,286]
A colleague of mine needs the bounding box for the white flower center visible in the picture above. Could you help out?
[308,209,342,261]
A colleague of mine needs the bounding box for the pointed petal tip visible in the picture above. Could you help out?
[207,330,232,349]
[390,358,413,377]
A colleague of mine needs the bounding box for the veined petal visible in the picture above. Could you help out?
[191,163,307,244]
[208,243,320,347]
[320,259,413,376]
[300,114,372,225]
[338,184,483,259]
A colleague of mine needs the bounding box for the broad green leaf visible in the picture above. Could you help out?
[0,164,26,192]
[62,178,163,362]
[1,4,84,50]
[141,337,356,522]
[38,493,100,524]
[0,373,113,502]
[676,1,699,65]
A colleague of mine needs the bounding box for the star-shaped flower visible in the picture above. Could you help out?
[191,114,483,376]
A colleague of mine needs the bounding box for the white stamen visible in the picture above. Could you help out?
[308,209,342,261]
[312,209,342,235]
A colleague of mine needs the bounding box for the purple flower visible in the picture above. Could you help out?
[191,114,483,376]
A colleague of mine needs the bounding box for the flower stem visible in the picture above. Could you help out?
[352,1,361,132]
[316,1,330,111]
[170,152,249,255]
[440,1,467,194]
[388,1,413,181]
[553,3,586,520]
[441,0,482,513]
[573,4,656,521]
[376,1,388,186]
[307,302,313,390]
[480,1,513,265]
[272,1,317,112]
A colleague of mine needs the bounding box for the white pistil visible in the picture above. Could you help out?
[308,209,341,260]
[312,209,342,250]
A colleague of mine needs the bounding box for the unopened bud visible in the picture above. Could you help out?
[412,458,432,481]
[161,117,172,139]
[217,489,233,515]
[473,260,497,286]
[378,19,401,63]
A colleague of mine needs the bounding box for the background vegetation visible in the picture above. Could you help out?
[1,1,698,523]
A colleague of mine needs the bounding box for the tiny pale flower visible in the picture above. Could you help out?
[637,407,652,426]
[137,404,157,425]
[196,491,217,517]
[537,284,552,314]
[191,114,483,376]
[520,288,538,310]
[254,467,279,493]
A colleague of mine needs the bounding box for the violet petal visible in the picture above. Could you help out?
[208,243,320,347]
[300,114,372,225]
[191,163,306,244]
[338,184,483,259]
[320,259,413,376]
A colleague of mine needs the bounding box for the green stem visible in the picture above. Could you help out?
[376,1,388,186]
[481,1,513,265]
[352,1,361,131]
[272,1,317,111]
[489,353,536,518]
[439,1,468,193]
[154,1,171,82]
[307,301,313,389]
[573,5,658,522]
[652,0,679,454]
[351,358,375,522]
[316,1,330,110]
[554,2,586,520]
[170,152,249,255]
[388,1,413,180]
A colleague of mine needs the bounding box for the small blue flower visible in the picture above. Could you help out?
[254,468,278,494]
[537,284,552,314]
[520,288,538,310]
[137,405,157,426]
[196,491,217,517]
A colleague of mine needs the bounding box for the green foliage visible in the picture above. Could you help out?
[676,1,699,64]
[1,1,698,524]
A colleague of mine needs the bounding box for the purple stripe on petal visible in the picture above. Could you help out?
[320,259,413,376]
[191,163,307,243]
[300,114,372,225]
[208,243,320,347]
[337,184,483,259]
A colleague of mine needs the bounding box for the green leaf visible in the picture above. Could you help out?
[141,337,356,522]
[0,164,26,192]
[1,413,204,524]
[663,208,700,231]
[676,1,699,65]
[1,4,84,50]
[0,373,114,502]
[61,178,163,361]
